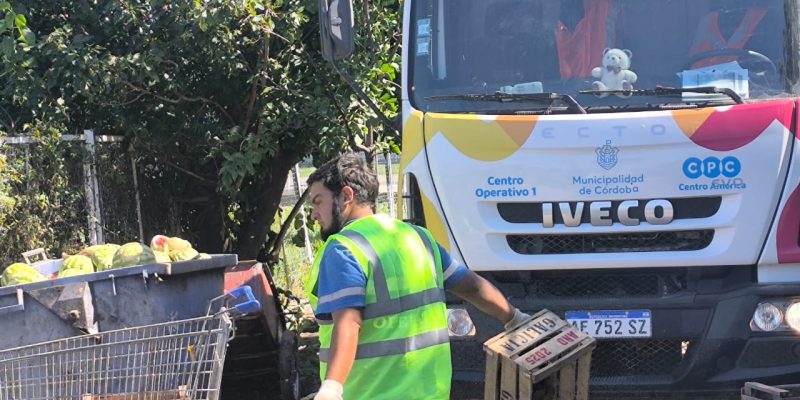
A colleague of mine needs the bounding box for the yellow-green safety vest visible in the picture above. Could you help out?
[305,214,451,400]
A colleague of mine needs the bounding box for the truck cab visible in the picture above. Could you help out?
[398,0,800,395]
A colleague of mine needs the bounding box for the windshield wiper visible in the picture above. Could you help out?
[580,86,743,104]
[426,92,587,114]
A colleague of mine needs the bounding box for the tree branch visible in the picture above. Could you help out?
[164,160,217,187]
[266,186,309,266]
[0,104,17,135]
[233,27,272,192]
[122,80,236,125]
[295,41,362,149]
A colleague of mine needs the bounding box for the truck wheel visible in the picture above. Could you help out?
[279,330,300,400]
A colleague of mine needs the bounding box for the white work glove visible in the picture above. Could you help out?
[314,379,344,400]
[504,308,531,331]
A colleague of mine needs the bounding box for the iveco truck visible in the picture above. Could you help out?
[319,0,800,395]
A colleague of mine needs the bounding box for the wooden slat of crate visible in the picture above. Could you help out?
[515,326,592,375]
[484,310,566,400]
[558,359,577,399]
[524,341,593,400]
[485,310,566,358]
[484,310,595,400]
[485,351,501,400]
[575,353,592,400]
[500,356,519,399]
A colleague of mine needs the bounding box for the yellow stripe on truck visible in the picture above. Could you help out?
[672,108,715,138]
[425,113,538,161]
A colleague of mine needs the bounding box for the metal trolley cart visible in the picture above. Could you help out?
[0,286,261,400]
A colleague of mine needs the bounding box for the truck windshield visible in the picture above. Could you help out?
[410,0,796,113]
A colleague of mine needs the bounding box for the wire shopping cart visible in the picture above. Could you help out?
[0,285,261,400]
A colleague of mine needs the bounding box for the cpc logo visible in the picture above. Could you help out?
[683,157,741,179]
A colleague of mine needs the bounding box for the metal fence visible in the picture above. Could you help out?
[271,153,400,292]
[0,134,398,293]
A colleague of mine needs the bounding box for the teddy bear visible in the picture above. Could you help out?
[591,48,638,97]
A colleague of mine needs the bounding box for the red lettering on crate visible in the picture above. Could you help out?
[524,348,553,364]
[557,330,579,345]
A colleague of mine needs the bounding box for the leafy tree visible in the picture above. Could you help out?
[0,0,400,262]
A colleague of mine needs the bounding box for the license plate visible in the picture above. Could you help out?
[566,310,651,338]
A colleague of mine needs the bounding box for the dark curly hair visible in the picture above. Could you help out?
[307,152,379,207]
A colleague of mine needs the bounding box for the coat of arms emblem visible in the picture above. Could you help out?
[596,140,619,170]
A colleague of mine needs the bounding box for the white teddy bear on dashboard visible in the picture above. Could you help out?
[592,48,638,97]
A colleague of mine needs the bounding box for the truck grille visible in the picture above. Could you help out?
[528,272,687,298]
[591,339,692,378]
[507,230,714,254]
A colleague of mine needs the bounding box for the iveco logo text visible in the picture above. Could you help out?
[542,199,674,227]
[683,157,741,179]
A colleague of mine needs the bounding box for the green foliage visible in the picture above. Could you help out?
[0,0,402,264]
[0,125,88,265]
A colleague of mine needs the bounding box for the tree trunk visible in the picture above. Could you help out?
[190,193,226,254]
[236,153,300,260]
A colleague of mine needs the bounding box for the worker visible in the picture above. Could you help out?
[305,153,529,400]
[688,4,768,68]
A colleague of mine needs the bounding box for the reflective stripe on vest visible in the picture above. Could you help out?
[318,327,449,363]
[689,8,767,68]
[337,229,445,320]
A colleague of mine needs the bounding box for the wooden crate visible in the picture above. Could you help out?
[483,309,596,400]
[742,382,800,400]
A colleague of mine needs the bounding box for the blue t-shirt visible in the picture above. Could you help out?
[314,241,468,319]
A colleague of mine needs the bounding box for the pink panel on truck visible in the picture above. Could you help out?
[681,100,794,151]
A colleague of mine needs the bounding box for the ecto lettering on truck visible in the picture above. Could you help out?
[540,124,668,139]
[475,176,538,199]
[542,199,674,227]
[679,157,747,191]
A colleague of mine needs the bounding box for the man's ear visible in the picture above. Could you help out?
[340,186,355,205]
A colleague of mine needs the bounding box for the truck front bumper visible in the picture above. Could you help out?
[449,270,800,395]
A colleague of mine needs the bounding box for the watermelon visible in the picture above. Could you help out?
[169,247,199,262]
[58,255,94,277]
[1,263,46,287]
[112,242,156,269]
[80,244,120,271]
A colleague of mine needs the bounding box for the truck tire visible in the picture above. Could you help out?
[279,330,300,400]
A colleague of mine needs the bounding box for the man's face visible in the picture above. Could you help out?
[309,181,347,240]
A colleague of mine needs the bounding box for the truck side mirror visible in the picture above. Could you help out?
[319,0,355,62]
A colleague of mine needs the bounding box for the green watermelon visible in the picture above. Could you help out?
[1,263,46,287]
[58,255,94,277]
[112,242,156,269]
[169,247,199,262]
[89,244,120,271]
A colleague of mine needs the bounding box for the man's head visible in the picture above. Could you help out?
[307,153,379,240]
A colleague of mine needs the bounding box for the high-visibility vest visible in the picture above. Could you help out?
[689,8,767,68]
[555,0,613,79]
[305,214,451,400]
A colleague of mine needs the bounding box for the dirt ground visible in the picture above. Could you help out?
[298,330,321,398]
[296,303,322,399]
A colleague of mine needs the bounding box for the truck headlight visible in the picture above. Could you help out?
[785,303,800,332]
[752,302,783,332]
[447,308,475,337]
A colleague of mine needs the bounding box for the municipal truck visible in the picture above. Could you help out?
[319,0,800,395]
